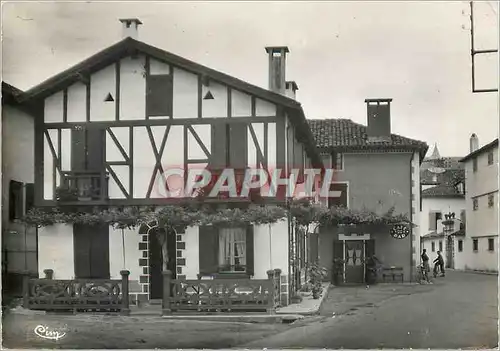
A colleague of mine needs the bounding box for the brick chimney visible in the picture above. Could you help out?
[119,18,142,40]
[365,98,392,142]
[265,46,289,94]
[285,81,298,100]
[470,133,479,153]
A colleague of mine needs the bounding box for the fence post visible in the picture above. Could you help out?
[43,269,54,280]
[266,270,275,314]
[120,270,130,316]
[274,268,282,307]
[22,271,30,309]
[162,270,172,316]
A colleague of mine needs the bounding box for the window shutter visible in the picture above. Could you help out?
[199,226,219,275]
[246,225,254,276]
[429,212,435,230]
[86,128,105,171]
[333,240,343,260]
[229,123,248,169]
[89,224,110,279]
[25,183,34,214]
[71,129,86,171]
[365,239,375,258]
[211,124,228,169]
[308,233,319,263]
[147,75,173,117]
[73,224,91,279]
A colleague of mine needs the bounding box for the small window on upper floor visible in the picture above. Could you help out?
[488,151,494,165]
[333,153,343,171]
[488,194,494,208]
[473,198,478,211]
[488,238,494,252]
[472,157,478,172]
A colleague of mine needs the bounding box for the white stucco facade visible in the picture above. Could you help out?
[462,141,499,272]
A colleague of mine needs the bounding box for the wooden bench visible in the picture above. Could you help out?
[382,266,404,283]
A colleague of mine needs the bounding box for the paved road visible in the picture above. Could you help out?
[241,270,498,349]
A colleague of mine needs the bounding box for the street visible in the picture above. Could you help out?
[2,271,497,349]
[241,270,499,349]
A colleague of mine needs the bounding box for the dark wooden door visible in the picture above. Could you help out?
[344,240,364,284]
[149,228,176,299]
[446,236,454,269]
[73,224,110,279]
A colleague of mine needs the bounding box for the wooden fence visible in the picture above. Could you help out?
[23,270,130,315]
[162,268,282,313]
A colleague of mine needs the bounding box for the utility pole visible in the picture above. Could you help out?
[470,1,498,93]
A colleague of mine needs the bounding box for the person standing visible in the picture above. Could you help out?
[433,251,445,277]
[421,249,430,282]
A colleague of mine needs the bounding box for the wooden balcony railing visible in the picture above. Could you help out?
[22,270,130,315]
[162,268,282,314]
[57,171,109,203]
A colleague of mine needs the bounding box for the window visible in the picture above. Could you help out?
[333,153,343,170]
[488,194,494,208]
[487,238,494,251]
[218,227,247,272]
[473,239,478,252]
[428,211,442,231]
[457,182,464,194]
[460,210,466,229]
[458,240,463,252]
[431,242,435,252]
[439,241,443,252]
[487,151,494,165]
[328,183,348,208]
[473,198,478,211]
[472,158,478,172]
[9,180,24,221]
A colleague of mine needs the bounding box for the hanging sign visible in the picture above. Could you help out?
[390,224,410,239]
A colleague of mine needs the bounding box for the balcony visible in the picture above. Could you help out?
[56,171,109,204]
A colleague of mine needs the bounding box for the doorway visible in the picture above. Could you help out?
[344,240,365,284]
[446,236,454,269]
[149,228,176,299]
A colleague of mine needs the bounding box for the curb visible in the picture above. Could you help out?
[161,314,303,324]
[456,269,498,276]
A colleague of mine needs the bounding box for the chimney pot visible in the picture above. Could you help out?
[365,98,392,142]
[265,46,289,94]
[470,133,479,153]
[285,81,299,100]
[119,18,142,40]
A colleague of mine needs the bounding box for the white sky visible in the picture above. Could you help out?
[2,1,499,157]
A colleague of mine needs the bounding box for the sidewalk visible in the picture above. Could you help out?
[276,282,330,316]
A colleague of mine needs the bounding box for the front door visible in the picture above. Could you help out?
[344,240,364,284]
[149,228,176,299]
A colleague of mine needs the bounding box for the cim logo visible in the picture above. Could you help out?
[34,325,66,341]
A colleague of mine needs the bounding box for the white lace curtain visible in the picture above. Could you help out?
[218,227,246,271]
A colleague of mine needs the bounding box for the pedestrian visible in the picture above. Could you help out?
[433,251,445,277]
[421,249,430,282]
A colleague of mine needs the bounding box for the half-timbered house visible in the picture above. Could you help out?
[19,19,322,306]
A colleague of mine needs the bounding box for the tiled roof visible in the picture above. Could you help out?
[421,184,464,198]
[420,167,465,186]
[421,157,463,171]
[421,228,465,239]
[307,118,428,159]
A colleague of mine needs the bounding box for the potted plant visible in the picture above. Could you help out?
[55,185,78,202]
[332,258,344,286]
[307,263,328,299]
[365,255,382,285]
